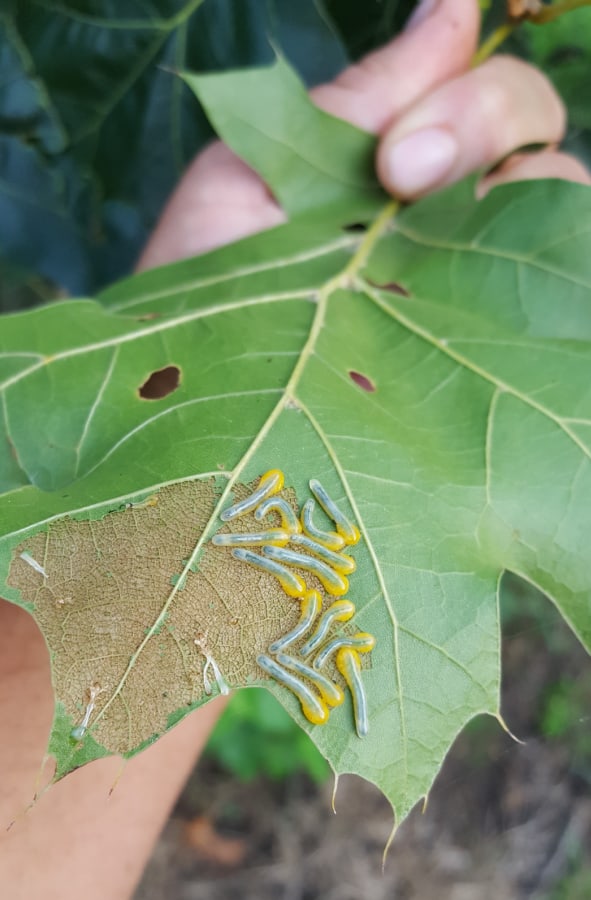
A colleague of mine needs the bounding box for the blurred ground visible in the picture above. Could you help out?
[135,589,591,900]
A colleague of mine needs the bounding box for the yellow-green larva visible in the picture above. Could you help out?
[262,545,349,597]
[300,599,356,657]
[275,651,344,708]
[257,653,328,725]
[309,479,360,545]
[289,532,356,574]
[231,547,306,598]
[336,647,369,738]
[312,632,376,670]
[214,467,377,738]
[269,589,321,654]
[255,496,302,533]
[301,498,345,551]
[212,529,289,548]
[220,469,284,521]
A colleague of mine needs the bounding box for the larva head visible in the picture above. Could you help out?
[352,632,376,654]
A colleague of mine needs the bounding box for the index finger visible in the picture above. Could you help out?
[311,0,480,132]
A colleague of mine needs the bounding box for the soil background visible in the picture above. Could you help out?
[135,585,591,900]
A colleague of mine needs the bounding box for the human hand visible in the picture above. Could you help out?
[138,0,590,270]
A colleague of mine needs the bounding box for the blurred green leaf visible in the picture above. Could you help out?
[547,864,591,900]
[0,134,94,295]
[0,14,65,153]
[540,675,591,760]
[524,8,591,132]
[0,260,59,313]
[0,0,349,294]
[206,689,330,782]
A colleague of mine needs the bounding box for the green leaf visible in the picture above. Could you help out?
[1,57,591,830]
[0,13,65,153]
[0,135,93,295]
[182,56,383,219]
[526,9,591,127]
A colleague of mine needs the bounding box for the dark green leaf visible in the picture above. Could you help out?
[322,0,414,61]
[1,0,350,294]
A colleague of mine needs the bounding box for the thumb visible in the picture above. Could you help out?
[137,142,286,270]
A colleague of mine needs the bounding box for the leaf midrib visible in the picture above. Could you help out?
[295,397,410,805]
[93,201,401,743]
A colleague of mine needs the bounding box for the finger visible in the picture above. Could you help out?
[377,55,566,199]
[311,0,479,132]
[137,143,285,270]
[479,149,591,195]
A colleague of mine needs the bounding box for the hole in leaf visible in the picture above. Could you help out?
[367,278,410,296]
[343,222,368,233]
[138,365,181,400]
[349,371,376,393]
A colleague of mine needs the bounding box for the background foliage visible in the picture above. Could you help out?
[2,0,590,311]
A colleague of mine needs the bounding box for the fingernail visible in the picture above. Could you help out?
[405,0,440,31]
[383,127,458,196]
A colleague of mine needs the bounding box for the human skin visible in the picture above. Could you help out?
[0,1,589,898]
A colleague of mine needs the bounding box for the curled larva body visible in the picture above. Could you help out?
[255,497,301,534]
[257,654,328,725]
[231,547,306,598]
[289,532,356,575]
[262,545,348,597]
[309,480,360,546]
[220,469,284,522]
[336,647,369,738]
[313,632,376,670]
[300,600,356,657]
[275,652,344,708]
[269,589,321,654]
[212,529,289,548]
[301,499,345,551]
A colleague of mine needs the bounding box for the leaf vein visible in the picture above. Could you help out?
[363,283,591,464]
[398,624,491,697]
[0,293,311,393]
[295,398,410,803]
[74,348,119,477]
[396,223,591,292]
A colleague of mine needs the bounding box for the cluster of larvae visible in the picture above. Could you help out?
[213,469,376,737]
